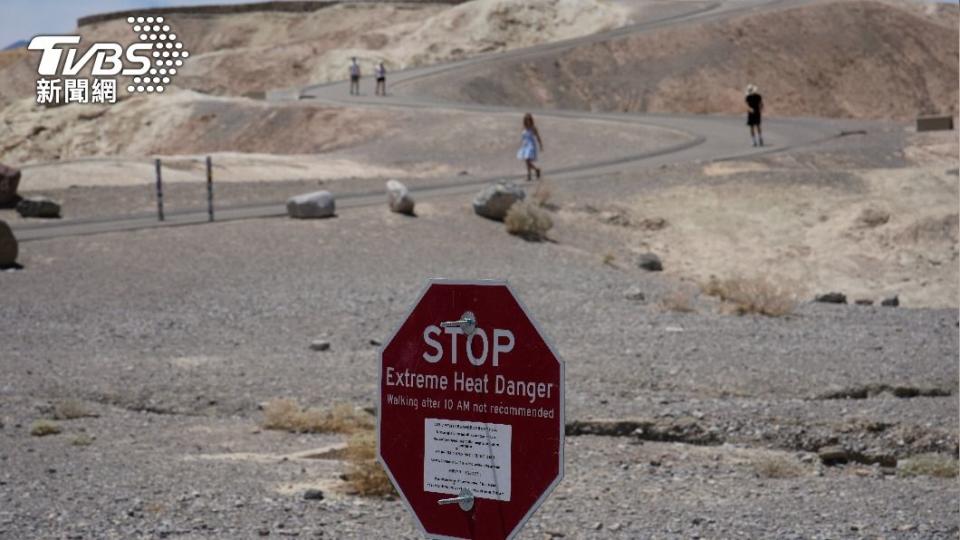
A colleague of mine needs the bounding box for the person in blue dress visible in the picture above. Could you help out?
[517,113,544,181]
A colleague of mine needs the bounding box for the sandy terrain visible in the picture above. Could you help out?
[400,0,959,121]
[2,144,957,535]
[0,1,956,538]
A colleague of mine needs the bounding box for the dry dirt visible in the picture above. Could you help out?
[400,0,959,121]
[0,0,633,105]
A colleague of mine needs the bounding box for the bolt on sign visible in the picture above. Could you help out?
[378,279,564,539]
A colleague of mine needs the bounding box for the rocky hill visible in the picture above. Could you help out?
[399,0,960,121]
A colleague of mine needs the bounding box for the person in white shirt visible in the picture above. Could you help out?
[375,62,386,96]
[349,57,361,96]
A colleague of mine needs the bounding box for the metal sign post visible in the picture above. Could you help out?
[154,158,164,222]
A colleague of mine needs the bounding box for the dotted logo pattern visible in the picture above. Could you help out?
[124,16,190,94]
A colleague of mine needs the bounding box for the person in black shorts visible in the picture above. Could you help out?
[349,57,361,96]
[375,62,386,96]
[745,84,763,147]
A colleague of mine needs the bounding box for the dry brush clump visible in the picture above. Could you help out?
[30,420,61,437]
[53,399,97,420]
[261,399,374,434]
[505,201,553,241]
[343,430,395,497]
[702,276,798,317]
[897,454,959,478]
[659,287,697,313]
[530,179,558,210]
[752,454,806,478]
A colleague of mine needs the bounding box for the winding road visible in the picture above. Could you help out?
[13,0,876,242]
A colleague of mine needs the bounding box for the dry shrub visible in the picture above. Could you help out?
[262,399,373,434]
[30,420,61,437]
[659,288,696,313]
[531,180,556,210]
[602,253,617,267]
[505,201,553,241]
[70,433,94,447]
[752,455,805,478]
[343,430,395,497]
[53,399,97,420]
[897,454,959,478]
[702,276,797,317]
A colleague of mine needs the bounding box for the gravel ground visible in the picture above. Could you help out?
[2,142,957,537]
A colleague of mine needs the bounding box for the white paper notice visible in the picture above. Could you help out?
[423,418,512,502]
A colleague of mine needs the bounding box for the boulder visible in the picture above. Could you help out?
[386,179,415,215]
[473,182,525,221]
[854,299,874,306]
[287,191,335,219]
[0,220,18,267]
[881,295,899,307]
[815,292,846,304]
[0,163,21,206]
[16,196,60,218]
[636,252,663,271]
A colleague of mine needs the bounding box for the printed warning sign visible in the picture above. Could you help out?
[423,418,512,502]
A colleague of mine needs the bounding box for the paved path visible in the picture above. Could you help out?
[13,0,877,242]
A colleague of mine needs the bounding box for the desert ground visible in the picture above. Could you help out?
[1,0,958,538]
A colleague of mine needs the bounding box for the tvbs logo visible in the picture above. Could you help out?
[28,15,189,105]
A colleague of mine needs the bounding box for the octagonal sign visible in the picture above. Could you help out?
[378,279,564,540]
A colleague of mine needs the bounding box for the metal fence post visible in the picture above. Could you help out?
[155,158,164,222]
[206,156,214,222]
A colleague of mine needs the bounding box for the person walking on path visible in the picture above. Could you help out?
[375,62,386,96]
[349,57,361,96]
[745,84,764,147]
[517,113,543,181]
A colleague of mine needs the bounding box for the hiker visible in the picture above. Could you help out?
[349,57,361,96]
[745,84,764,147]
[517,113,543,181]
[375,62,386,96]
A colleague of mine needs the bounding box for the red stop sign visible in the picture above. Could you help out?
[378,279,564,540]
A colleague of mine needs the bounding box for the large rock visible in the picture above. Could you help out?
[473,182,525,221]
[0,220,17,267]
[386,179,415,215]
[16,196,60,218]
[287,191,335,219]
[0,163,21,206]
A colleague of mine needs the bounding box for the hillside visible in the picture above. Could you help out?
[0,0,632,106]
[398,0,960,121]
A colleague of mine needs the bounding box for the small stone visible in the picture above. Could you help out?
[0,221,18,268]
[385,179,415,215]
[814,292,847,304]
[258,529,270,537]
[369,338,382,347]
[309,340,331,352]
[623,287,645,301]
[636,252,663,271]
[472,182,525,222]
[16,196,60,218]
[592,522,603,531]
[302,489,324,501]
[881,295,899,307]
[818,445,849,465]
[286,191,335,219]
